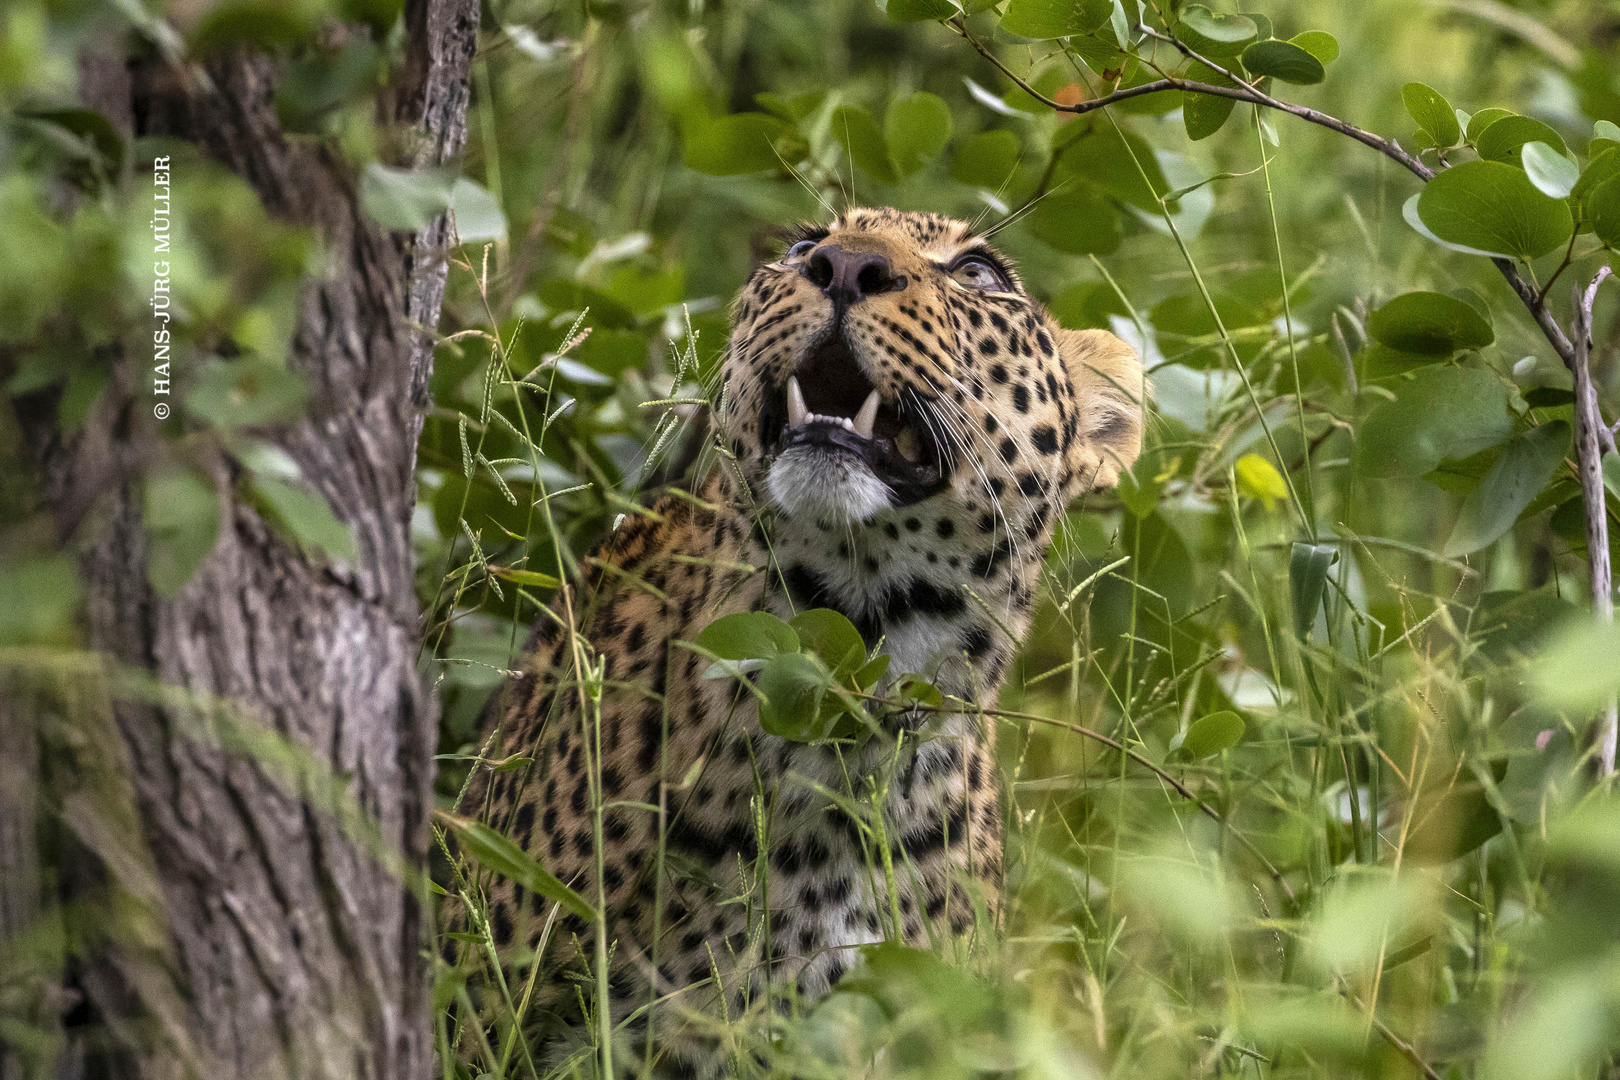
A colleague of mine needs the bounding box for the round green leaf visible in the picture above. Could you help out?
[1182,62,1238,141]
[1474,114,1568,163]
[186,357,310,429]
[360,162,455,230]
[879,0,959,21]
[1000,0,1112,39]
[1444,420,1570,556]
[695,610,799,661]
[251,476,358,563]
[1241,39,1325,85]
[758,652,834,741]
[1463,107,1515,144]
[448,177,507,243]
[1180,711,1245,758]
[789,608,866,674]
[1588,175,1620,246]
[1023,185,1122,255]
[949,129,1023,189]
[144,468,222,597]
[1572,146,1620,230]
[831,105,898,184]
[683,112,788,176]
[1178,4,1257,55]
[1402,82,1460,148]
[1415,160,1573,261]
[1367,291,1495,356]
[885,92,953,177]
[1289,30,1339,64]
[1355,365,1514,478]
[1520,141,1579,199]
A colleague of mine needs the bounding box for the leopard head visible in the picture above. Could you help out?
[717,207,1144,674]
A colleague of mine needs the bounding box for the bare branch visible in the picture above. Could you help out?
[1573,267,1616,776]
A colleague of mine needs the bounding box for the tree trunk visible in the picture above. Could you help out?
[14,2,478,1076]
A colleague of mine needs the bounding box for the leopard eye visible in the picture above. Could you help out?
[950,256,1006,290]
[785,239,818,261]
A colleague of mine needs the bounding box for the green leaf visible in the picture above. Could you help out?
[1598,120,1620,143]
[1520,141,1579,199]
[1179,711,1245,758]
[1356,365,1514,478]
[1289,541,1339,640]
[0,556,79,646]
[1415,160,1573,261]
[1530,618,1620,713]
[899,676,943,707]
[879,0,960,20]
[1603,450,1620,500]
[490,566,562,589]
[1177,5,1257,55]
[1368,291,1495,356]
[448,177,507,243]
[1022,185,1122,255]
[1402,82,1460,148]
[1240,40,1325,85]
[758,652,834,741]
[437,811,594,921]
[250,476,358,563]
[1000,0,1113,39]
[189,1,320,53]
[853,653,891,691]
[1463,107,1515,144]
[359,163,455,231]
[885,92,953,176]
[695,611,799,661]
[789,608,866,674]
[682,112,788,175]
[144,468,222,597]
[1474,114,1569,163]
[1588,175,1620,246]
[1444,421,1570,556]
[1235,453,1288,510]
[1054,126,1169,212]
[1182,61,1237,141]
[949,129,1024,189]
[1289,30,1339,64]
[831,106,898,184]
[185,357,311,430]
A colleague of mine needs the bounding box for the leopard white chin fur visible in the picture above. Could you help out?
[765,444,892,524]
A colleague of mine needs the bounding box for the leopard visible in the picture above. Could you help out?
[449,206,1144,1076]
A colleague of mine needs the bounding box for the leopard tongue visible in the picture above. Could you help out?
[786,378,881,442]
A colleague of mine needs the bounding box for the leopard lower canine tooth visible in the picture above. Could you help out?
[787,376,807,428]
[853,389,880,440]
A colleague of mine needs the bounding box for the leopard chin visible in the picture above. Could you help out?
[765,440,894,524]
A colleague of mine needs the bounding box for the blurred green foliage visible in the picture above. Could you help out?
[6,0,1620,1077]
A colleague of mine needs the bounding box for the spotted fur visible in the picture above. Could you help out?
[451,208,1143,1075]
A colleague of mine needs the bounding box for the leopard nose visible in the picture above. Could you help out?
[802,245,904,306]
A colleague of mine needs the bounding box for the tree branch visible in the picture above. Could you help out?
[1573,267,1616,777]
[949,17,1577,368]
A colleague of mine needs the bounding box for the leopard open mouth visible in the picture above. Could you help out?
[758,332,950,507]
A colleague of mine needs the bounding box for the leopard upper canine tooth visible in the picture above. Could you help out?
[853,390,880,440]
[787,376,807,428]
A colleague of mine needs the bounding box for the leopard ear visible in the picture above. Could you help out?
[1057,328,1145,492]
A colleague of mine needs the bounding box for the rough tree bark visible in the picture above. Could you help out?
[9,1,479,1076]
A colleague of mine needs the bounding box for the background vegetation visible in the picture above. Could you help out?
[5,0,1620,1077]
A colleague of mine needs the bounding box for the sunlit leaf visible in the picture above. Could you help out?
[1177,711,1244,758]
[1529,617,1620,712]
[1289,30,1339,64]
[1235,453,1288,510]
[877,0,959,21]
[1520,141,1579,199]
[1474,114,1569,163]
[359,162,455,231]
[448,177,507,243]
[1177,4,1257,55]
[789,608,866,673]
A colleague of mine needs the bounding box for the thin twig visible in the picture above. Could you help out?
[1572,267,1616,776]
